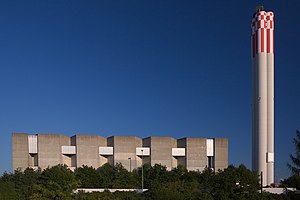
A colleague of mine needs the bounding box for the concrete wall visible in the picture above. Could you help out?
[178,138,208,171]
[144,137,177,170]
[12,133,228,172]
[37,134,70,169]
[109,136,142,171]
[12,133,29,171]
[214,138,228,171]
[74,135,106,169]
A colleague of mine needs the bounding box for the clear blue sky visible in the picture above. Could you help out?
[0,0,299,182]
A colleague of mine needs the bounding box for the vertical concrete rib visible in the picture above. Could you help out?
[257,50,268,185]
[12,133,30,171]
[252,28,258,172]
[267,51,274,184]
[266,11,274,185]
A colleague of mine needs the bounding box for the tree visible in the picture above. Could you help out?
[30,164,79,200]
[287,130,300,175]
[212,165,260,200]
[97,163,115,188]
[112,163,137,189]
[198,167,215,195]
[0,180,18,199]
[281,175,300,190]
[3,168,41,200]
[75,165,101,188]
[140,163,171,189]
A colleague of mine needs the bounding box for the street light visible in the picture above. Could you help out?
[128,157,131,172]
[141,149,144,190]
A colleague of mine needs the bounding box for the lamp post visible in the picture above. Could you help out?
[128,157,131,172]
[141,149,144,190]
[261,171,263,200]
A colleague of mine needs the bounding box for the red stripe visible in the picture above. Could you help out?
[267,29,270,53]
[261,29,264,52]
[272,30,275,53]
[270,21,273,29]
[258,20,263,28]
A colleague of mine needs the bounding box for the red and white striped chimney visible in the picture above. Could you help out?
[251,7,274,186]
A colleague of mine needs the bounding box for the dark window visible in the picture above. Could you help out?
[208,156,214,169]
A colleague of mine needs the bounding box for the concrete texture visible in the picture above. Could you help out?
[214,138,228,171]
[12,133,228,172]
[109,136,142,170]
[74,135,106,168]
[178,138,208,171]
[144,136,177,170]
[37,134,70,169]
[12,133,30,171]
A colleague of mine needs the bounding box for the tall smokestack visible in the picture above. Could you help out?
[251,7,274,186]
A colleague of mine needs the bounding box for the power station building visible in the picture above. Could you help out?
[251,6,275,186]
[12,133,228,172]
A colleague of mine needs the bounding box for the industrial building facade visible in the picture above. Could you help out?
[12,133,228,172]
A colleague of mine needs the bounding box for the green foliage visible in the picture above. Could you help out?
[211,164,260,200]
[146,180,205,200]
[16,168,41,199]
[30,164,79,200]
[261,192,292,200]
[74,191,145,200]
[0,168,41,200]
[97,163,115,188]
[113,163,137,188]
[281,175,300,190]
[0,171,14,182]
[1,163,290,200]
[1,168,41,200]
[75,165,101,188]
[198,167,215,194]
[288,130,300,175]
[0,180,18,200]
[282,130,300,200]
[96,163,138,189]
[137,163,171,189]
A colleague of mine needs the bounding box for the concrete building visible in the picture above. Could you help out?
[12,133,228,172]
[251,6,275,186]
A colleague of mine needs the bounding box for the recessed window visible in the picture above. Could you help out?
[208,156,214,169]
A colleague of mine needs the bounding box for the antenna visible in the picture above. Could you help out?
[256,6,264,13]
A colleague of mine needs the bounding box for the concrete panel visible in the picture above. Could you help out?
[184,138,207,171]
[29,154,38,167]
[140,138,151,167]
[28,135,38,154]
[176,138,187,168]
[214,138,228,171]
[206,139,214,156]
[61,146,76,154]
[74,135,106,169]
[172,148,185,156]
[109,136,142,171]
[136,147,150,156]
[37,134,70,170]
[144,137,177,170]
[99,147,113,155]
[12,133,30,171]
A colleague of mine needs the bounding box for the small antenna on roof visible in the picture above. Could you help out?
[256,6,264,13]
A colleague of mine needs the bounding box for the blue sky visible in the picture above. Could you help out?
[0,0,299,182]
